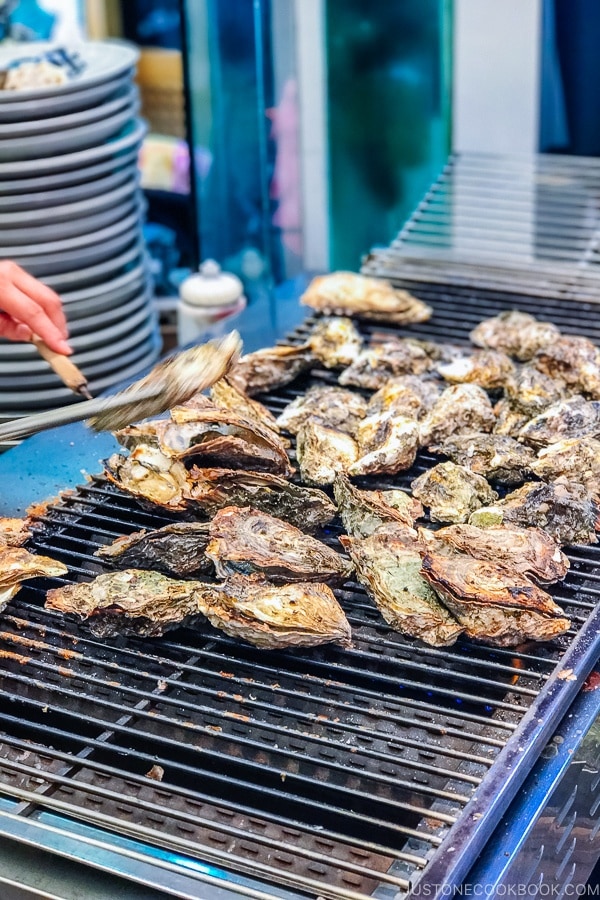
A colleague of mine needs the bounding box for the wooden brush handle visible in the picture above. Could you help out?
[32,335,91,398]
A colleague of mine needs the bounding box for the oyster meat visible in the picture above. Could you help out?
[276,386,367,436]
[437,350,515,390]
[518,397,600,447]
[411,461,497,524]
[0,546,67,612]
[0,517,32,547]
[95,522,212,577]
[334,474,423,538]
[46,569,204,638]
[199,573,352,649]
[104,447,192,511]
[532,437,600,492]
[89,331,242,431]
[301,271,432,324]
[419,384,496,446]
[535,336,600,399]
[227,343,314,396]
[470,310,559,362]
[339,340,431,390]
[296,420,359,485]
[308,316,363,368]
[365,375,442,421]
[422,524,569,584]
[420,553,570,647]
[469,477,598,546]
[340,528,463,647]
[429,432,534,485]
[186,467,336,532]
[209,377,286,442]
[206,506,352,584]
[350,413,419,477]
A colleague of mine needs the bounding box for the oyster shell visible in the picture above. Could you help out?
[429,432,534,485]
[532,437,600,492]
[437,350,515,390]
[421,524,569,584]
[227,343,314,396]
[199,573,352,649]
[334,474,423,538]
[350,413,419,476]
[419,384,496,448]
[339,340,431,390]
[209,377,286,443]
[518,397,600,447]
[411,461,497,524]
[308,316,363,368]
[296,420,359,485]
[0,547,67,612]
[89,331,242,431]
[95,522,212,577]
[535,336,600,399]
[365,375,442,421]
[116,409,293,477]
[104,447,192,510]
[301,271,432,324]
[469,477,598,546]
[0,517,32,547]
[46,569,204,637]
[470,311,559,362]
[492,402,530,438]
[206,506,352,584]
[186,467,336,532]
[504,365,568,416]
[276,386,366,436]
[420,553,570,647]
[340,528,463,647]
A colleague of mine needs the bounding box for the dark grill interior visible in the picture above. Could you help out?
[3,286,600,899]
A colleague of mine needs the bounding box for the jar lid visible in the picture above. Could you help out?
[179,259,244,308]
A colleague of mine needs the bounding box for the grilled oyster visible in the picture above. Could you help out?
[518,397,600,447]
[429,433,534,485]
[505,365,569,416]
[296,420,359,485]
[419,384,496,447]
[420,553,570,647]
[209,377,286,442]
[116,409,293,477]
[470,311,559,362]
[308,316,363,368]
[301,271,432,324]
[411,462,497,524]
[104,447,192,510]
[0,547,67,612]
[0,517,32,547]
[206,506,352,584]
[340,528,463,647]
[46,569,203,637]
[469,477,597,546]
[334,474,423,538]
[350,413,419,477]
[339,340,431,390]
[89,331,242,432]
[199,573,352,649]
[95,523,212,577]
[421,524,569,584]
[365,375,442,421]
[437,350,515,390]
[535,336,600,399]
[532,437,600,492]
[276,386,367,436]
[227,343,314,396]
[186,467,336,532]
[492,402,530,439]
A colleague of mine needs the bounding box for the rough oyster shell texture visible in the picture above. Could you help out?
[95,522,212,577]
[276,386,367,436]
[419,384,496,447]
[308,316,363,368]
[365,375,441,420]
[209,377,285,441]
[301,272,432,324]
[535,336,600,399]
[334,474,423,538]
[470,311,559,362]
[420,553,570,647]
[339,340,431,390]
[206,506,352,584]
[437,350,515,390]
[350,413,419,477]
[411,462,498,524]
[429,432,534,485]
[0,546,67,612]
[341,528,463,647]
[0,516,32,547]
[518,397,600,447]
[227,343,314,396]
[532,437,600,491]
[296,420,359,485]
[104,447,192,511]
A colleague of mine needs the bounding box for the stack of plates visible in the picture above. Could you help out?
[0,41,160,416]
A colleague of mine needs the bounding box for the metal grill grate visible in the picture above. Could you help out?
[2,291,600,899]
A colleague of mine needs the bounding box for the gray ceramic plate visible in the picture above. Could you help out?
[0,163,138,211]
[0,145,139,195]
[12,229,141,278]
[61,263,147,315]
[0,85,137,137]
[0,70,132,122]
[0,196,139,246]
[42,241,144,291]
[0,118,146,178]
[0,179,139,226]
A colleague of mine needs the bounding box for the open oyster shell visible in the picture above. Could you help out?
[104,447,192,511]
[350,413,419,477]
[437,350,515,390]
[0,546,67,613]
[308,316,363,368]
[411,461,498,524]
[334,474,423,538]
[420,553,570,647]
[95,522,212,577]
[296,420,359,485]
[470,311,559,362]
[206,506,352,584]
[227,343,315,396]
[209,377,286,443]
[301,271,432,324]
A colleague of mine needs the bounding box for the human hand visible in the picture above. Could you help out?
[0,260,71,354]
